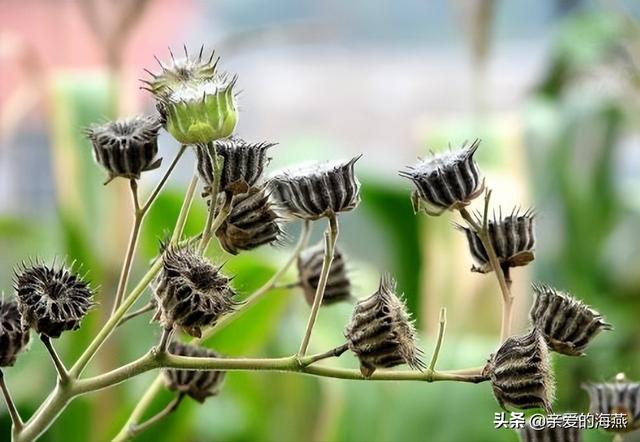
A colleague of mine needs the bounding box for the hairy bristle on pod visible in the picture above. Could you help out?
[14,262,95,338]
[484,328,555,413]
[153,245,239,337]
[297,241,351,306]
[214,185,284,255]
[270,157,361,220]
[519,421,582,442]
[399,140,484,216]
[457,207,535,273]
[163,341,226,403]
[530,283,612,356]
[583,375,640,432]
[344,274,424,377]
[85,115,162,184]
[0,299,31,366]
[145,46,219,97]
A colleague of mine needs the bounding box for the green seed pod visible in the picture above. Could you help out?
[530,284,612,356]
[163,341,225,403]
[484,328,555,413]
[14,263,94,339]
[457,207,535,273]
[519,422,582,442]
[154,245,239,338]
[344,274,424,377]
[399,140,484,216]
[583,373,640,432]
[0,299,30,367]
[297,241,351,306]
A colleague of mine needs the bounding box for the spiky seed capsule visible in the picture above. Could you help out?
[458,208,536,273]
[484,328,555,413]
[519,422,582,442]
[195,137,275,196]
[399,140,484,216]
[85,115,162,184]
[0,299,30,366]
[297,242,351,306]
[344,274,424,377]
[584,374,640,432]
[163,341,226,403]
[214,185,284,255]
[153,245,239,338]
[270,157,361,220]
[14,263,94,338]
[530,284,612,356]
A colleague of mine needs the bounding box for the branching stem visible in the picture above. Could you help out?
[0,370,23,433]
[40,335,70,385]
[126,393,184,438]
[198,141,224,253]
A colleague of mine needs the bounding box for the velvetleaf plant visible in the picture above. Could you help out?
[0,46,622,442]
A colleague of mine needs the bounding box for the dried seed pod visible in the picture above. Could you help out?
[14,263,94,338]
[297,241,351,305]
[163,341,225,403]
[214,185,284,255]
[270,157,361,220]
[154,245,239,338]
[195,137,275,196]
[583,374,640,432]
[344,274,424,377]
[0,299,30,367]
[458,207,535,273]
[530,284,612,356]
[85,115,162,184]
[399,140,484,216]
[519,422,582,442]
[484,328,555,413]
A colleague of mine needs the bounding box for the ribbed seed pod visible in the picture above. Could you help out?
[484,328,555,413]
[0,299,30,366]
[85,115,162,184]
[458,208,535,273]
[399,140,484,216]
[530,284,612,356]
[214,185,284,255]
[519,423,582,442]
[583,374,640,432]
[14,263,94,338]
[154,245,239,338]
[195,137,275,196]
[163,341,226,403]
[344,274,424,377]
[297,241,351,306]
[270,157,361,220]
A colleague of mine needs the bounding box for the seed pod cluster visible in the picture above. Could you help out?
[270,157,361,220]
[584,374,640,432]
[154,245,239,338]
[530,284,612,356]
[14,263,94,339]
[195,137,275,196]
[85,115,162,184]
[399,139,484,216]
[458,207,535,273]
[519,422,582,442]
[344,274,424,377]
[163,341,226,403]
[214,185,284,255]
[297,241,351,306]
[484,328,555,413]
[0,299,30,367]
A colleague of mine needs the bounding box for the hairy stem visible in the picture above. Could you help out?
[428,308,447,373]
[40,335,70,385]
[0,370,23,433]
[298,215,338,356]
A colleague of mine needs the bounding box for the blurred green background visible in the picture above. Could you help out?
[1,0,639,441]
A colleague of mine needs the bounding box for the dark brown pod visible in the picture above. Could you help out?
[530,284,611,356]
[583,374,640,432]
[0,299,30,366]
[519,422,582,442]
[344,274,424,377]
[297,241,351,305]
[163,341,225,403]
[484,328,555,413]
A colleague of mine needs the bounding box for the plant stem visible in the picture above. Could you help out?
[298,215,338,356]
[40,335,70,385]
[155,327,174,354]
[198,141,223,253]
[125,393,184,438]
[116,302,155,328]
[428,308,447,373]
[299,344,349,367]
[0,370,23,433]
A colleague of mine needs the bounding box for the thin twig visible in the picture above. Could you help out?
[298,214,339,356]
[141,145,188,212]
[155,327,174,355]
[40,335,70,385]
[273,281,302,290]
[0,370,23,432]
[428,308,447,373]
[198,141,224,253]
[299,344,349,367]
[126,393,184,438]
[117,302,155,328]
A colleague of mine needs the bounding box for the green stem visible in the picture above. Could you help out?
[40,335,70,385]
[427,308,447,373]
[0,370,23,434]
[198,141,223,253]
